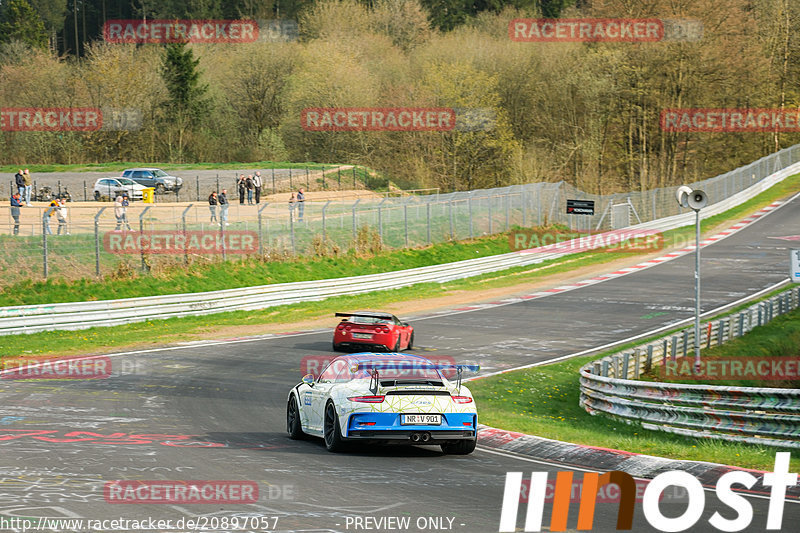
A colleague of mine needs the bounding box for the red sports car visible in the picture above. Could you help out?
[332,311,414,352]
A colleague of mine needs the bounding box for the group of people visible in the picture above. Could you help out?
[14,169,33,206]
[237,172,263,205]
[207,182,306,223]
[8,191,69,236]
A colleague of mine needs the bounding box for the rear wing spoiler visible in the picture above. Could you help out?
[350,362,480,393]
[335,312,394,320]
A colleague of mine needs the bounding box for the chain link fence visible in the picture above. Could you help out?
[2,144,800,282]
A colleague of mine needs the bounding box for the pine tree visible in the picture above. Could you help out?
[0,0,49,49]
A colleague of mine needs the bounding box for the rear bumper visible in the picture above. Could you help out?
[344,412,477,440]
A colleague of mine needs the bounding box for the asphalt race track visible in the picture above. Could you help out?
[2,197,800,533]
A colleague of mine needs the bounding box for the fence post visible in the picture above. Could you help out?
[622,353,629,379]
[322,200,331,242]
[258,203,269,255]
[306,167,310,190]
[738,312,744,337]
[646,345,653,373]
[488,195,493,234]
[94,207,107,276]
[216,174,220,194]
[272,167,276,194]
[717,321,724,346]
[84,180,87,201]
[42,210,48,279]
[404,202,409,247]
[670,336,677,361]
[449,201,454,239]
[352,199,361,242]
[196,176,200,201]
[139,206,151,272]
[758,303,763,326]
[352,166,357,188]
[682,330,689,358]
[426,202,431,244]
[377,198,387,244]
[182,204,193,265]
[505,193,510,230]
[289,168,293,190]
[602,360,609,377]
[522,186,527,227]
[289,206,295,254]
[468,195,473,239]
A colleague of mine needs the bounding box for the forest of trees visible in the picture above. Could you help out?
[1,0,799,193]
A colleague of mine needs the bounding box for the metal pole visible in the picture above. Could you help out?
[468,195,473,239]
[306,167,310,190]
[196,176,200,201]
[322,200,331,241]
[449,201,454,239]
[272,167,276,194]
[42,211,48,279]
[488,195,493,234]
[139,206,151,271]
[404,202,409,246]
[694,209,701,371]
[94,207,107,276]
[84,180,87,201]
[352,199,361,241]
[377,198,387,243]
[182,204,192,265]
[289,207,295,254]
[352,166,357,188]
[258,203,269,255]
[522,186,527,227]
[426,202,431,244]
[216,174,220,194]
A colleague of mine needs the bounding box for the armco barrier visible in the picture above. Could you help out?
[2,156,800,336]
[580,286,800,448]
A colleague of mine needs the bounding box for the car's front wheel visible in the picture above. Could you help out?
[441,437,477,455]
[324,402,346,452]
[287,396,304,440]
[155,183,166,194]
[94,190,101,201]
[407,331,414,350]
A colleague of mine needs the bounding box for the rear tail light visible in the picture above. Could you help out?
[348,395,385,403]
[337,325,345,330]
[358,422,376,426]
[345,325,352,331]
[451,396,473,404]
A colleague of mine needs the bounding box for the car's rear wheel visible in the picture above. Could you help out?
[332,341,341,352]
[407,332,414,350]
[393,336,401,352]
[324,402,346,452]
[287,396,304,440]
[94,190,101,201]
[441,437,477,455]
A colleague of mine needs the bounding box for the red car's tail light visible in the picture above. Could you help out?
[452,396,473,404]
[345,325,352,331]
[337,324,345,330]
[348,395,385,403]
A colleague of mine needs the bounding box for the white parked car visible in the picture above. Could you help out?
[93,177,147,201]
[287,353,479,454]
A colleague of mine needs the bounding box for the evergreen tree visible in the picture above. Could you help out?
[161,41,210,125]
[0,0,48,49]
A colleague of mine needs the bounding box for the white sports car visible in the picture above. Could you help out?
[287,353,479,454]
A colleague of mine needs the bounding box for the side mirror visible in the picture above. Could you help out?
[302,374,315,387]
[402,322,409,327]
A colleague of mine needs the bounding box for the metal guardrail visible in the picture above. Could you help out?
[1,154,799,336]
[580,286,800,448]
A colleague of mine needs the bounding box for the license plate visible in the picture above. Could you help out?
[401,414,441,425]
[352,333,372,339]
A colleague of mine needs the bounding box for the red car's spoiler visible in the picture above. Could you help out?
[335,312,394,320]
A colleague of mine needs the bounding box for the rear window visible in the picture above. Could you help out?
[348,315,392,325]
[350,361,441,381]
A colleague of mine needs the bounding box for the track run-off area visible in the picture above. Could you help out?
[1,195,800,533]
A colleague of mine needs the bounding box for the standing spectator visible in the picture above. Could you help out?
[10,193,22,235]
[44,199,58,235]
[22,169,32,206]
[296,188,305,222]
[237,174,246,204]
[114,196,131,231]
[219,189,229,225]
[288,192,296,220]
[56,198,69,235]
[14,169,24,199]
[253,171,262,204]
[246,175,255,205]
[208,191,218,222]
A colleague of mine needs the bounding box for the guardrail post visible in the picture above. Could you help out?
[646,345,653,373]
[352,199,361,243]
[602,360,609,377]
[682,330,689,358]
[661,339,668,367]
[322,201,331,242]
[182,204,193,264]
[758,303,763,326]
[717,321,724,346]
[139,206,151,272]
[258,203,270,256]
[737,312,744,337]
[593,362,601,375]
[622,353,629,379]
[670,336,677,361]
[94,207,107,276]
